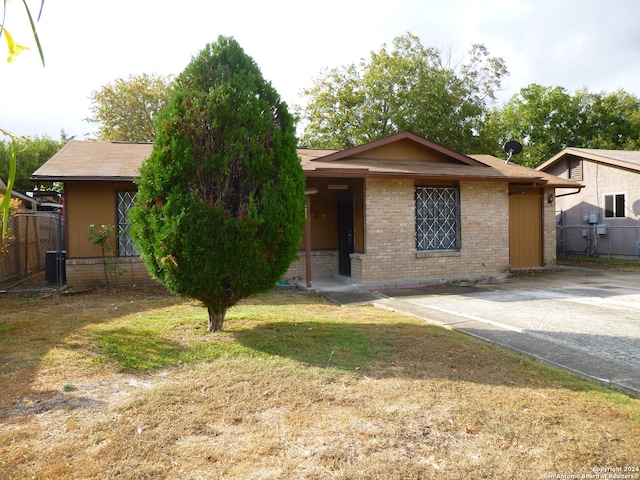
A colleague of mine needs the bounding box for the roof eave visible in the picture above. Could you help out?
[304,170,544,183]
[30,176,138,182]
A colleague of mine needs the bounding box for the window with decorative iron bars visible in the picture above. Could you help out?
[415,186,460,251]
[117,191,139,256]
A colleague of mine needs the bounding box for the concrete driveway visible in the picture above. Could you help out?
[317,267,640,396]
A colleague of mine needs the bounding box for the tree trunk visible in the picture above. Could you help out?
[207,307,227,332]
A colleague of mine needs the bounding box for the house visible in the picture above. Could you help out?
[31,132,580,288]
[1,177,39,210]
[537,148,640,257]
[1,177,65,285]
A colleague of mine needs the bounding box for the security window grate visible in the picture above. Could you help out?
[415,187,459,251]
[117,191,139,256]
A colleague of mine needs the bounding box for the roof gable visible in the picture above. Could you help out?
[538,147,640,174]
[314,131,486,167]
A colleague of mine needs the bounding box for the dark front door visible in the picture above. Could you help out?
[338,189,354,276]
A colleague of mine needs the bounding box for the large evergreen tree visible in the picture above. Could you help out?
[130,36,306,332]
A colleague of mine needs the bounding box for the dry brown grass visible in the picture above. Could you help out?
[1,287,639,479]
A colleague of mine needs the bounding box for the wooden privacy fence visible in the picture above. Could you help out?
[0,211,65,287]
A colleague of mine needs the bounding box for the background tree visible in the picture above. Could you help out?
[477,84,582,167]
[0,135,62,190]
[86,73,172,142]
[587,89,640,151]
[130,36,306,332]
[478,84,640,167]
[297,33,508,152]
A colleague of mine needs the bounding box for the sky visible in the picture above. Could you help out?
[2,0,639,140]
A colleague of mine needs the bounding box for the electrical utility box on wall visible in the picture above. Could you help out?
[588,213,599,224]
[596,225,608,235]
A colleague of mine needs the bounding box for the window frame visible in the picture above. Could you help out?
[116,190,139,257]
[603,192,626,219]
[415,185,461,252]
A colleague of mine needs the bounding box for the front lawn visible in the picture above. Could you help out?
[1,288,638,479]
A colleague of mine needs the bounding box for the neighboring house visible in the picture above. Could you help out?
[538,148,640,257]
[1,177,63,211]
[1,177,39,210]
[1,177,65,286]
[32,132,579,288]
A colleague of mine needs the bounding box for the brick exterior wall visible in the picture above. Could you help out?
[356,178,510,284]
[284,250,339,282]
[542,187,557,266]
[287,178,513,286]
[66,257,156,287]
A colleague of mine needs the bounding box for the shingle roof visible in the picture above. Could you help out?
[31,141,153,181]
[32,138,580,189]
[470,154,583,188]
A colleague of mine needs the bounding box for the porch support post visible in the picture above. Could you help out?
[304,188,317,288]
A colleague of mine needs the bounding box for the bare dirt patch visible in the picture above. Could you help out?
[1,287,639,479]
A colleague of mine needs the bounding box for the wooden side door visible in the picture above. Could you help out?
[509,190,542,268]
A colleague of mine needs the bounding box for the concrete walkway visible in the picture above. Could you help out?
[311,268,640,397]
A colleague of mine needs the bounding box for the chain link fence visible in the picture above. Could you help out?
[557,224,640,259]
[0,211,65,289]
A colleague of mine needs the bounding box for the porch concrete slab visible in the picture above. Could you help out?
[305,277,383,307]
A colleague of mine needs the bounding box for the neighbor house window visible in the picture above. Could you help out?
[604,193,625,218]
[415,186,460,251]
[117,191,139,256]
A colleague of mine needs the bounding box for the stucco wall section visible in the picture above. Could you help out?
[65,180,134,258]
[553,159,640,256]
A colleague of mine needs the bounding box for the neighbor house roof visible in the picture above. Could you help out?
[1,177,39,208]
[32,135,580,189]
[537,147,640,174]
